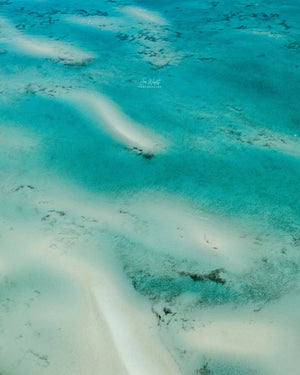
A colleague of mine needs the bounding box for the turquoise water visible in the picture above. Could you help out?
[0,0,299,374]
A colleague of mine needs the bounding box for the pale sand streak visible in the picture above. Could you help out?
[0,16,95,64]
[58,90,167,155]
[64,5,179,68]
[1,187,180,375]
[52,249,180,375]
[41,232,181,375]
[92,272,181,375]
[14,36,95,64]
[177,294,300,375]
[120,6,169,25]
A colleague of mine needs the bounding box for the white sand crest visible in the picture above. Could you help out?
[0,16,95,65]
[14,36,95,65]
[120,6,169,25]
[64,7,179,69]
[58,89,167,155]
[177,291,300,375]
[93,267,180,375]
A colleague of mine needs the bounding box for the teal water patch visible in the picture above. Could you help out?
[112,231,299,305]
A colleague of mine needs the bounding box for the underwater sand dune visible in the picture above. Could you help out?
[0,16,95,65]
[14,36,95,66]
[175,292,300,375]
[65,5,180,69]
[0,223,114,375]
[93,269,180,375]
[66,15,122,32]
[0,187,181,375]
[218,110,300,157]
[44,236,180,375]
[28,184,251,273]
[54,89,167,156]
[115,194,256,273]
[120,6,169,25]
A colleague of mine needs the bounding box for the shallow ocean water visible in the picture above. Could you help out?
[0,0,299,374]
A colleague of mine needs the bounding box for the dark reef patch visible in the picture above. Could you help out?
[179,268,226,284]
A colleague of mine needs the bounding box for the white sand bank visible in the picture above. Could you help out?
[0,186,181,375]
[112,193,259,272]
[93,269,180,375]
[23,185,255,273]
[120,6,169,25]
[174,290,300,374]
[64,6,180,68]
[0,16,95,65]
[55,90,167,155]
[0,219,179,375]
